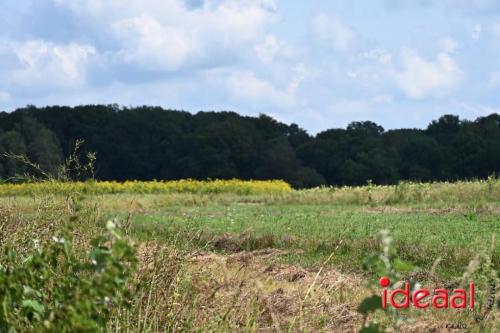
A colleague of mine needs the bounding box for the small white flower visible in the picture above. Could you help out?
[91,259,97,265]
[106,220,116,231]
[51,236,65,244]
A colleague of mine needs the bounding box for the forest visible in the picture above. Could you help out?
[0,105,499,187]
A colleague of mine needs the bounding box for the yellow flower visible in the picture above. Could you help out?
[0,179,292,196]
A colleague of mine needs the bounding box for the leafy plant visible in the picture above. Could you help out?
[0,141,136,332]
[357,230,417,333]
[0,219,136,332]
[1,139,96,183]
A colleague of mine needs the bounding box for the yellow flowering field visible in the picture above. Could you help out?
[0,179,292,196]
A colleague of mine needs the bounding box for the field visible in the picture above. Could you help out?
[0,180,498,332]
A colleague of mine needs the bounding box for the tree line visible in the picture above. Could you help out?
[0,105,499,187]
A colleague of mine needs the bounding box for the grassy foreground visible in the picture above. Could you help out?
[0,179,498,332]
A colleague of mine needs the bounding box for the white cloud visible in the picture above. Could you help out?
[488,71,500,86]
[225,71,295,107]
[255,35,280,63]
[438,37,458,53]
[395,48,463,99]
[312,13,354,51]
[287,63,308,96]
[219,64,308,108]
[56,0,278,71]
[490,22,500,40]
[9,40,95,88]
[472,24,482,40]
[112,15,200,70]
[330,94,393,113]
[362,48,392,65]
[346,66,387,83]
[0,91,10,102]
[456,102,500,117]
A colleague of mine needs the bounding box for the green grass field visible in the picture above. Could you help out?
[89,180,499,277]
[1,180,499,332]
[88,191,496,279]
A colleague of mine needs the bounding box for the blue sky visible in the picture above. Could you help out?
[1,0,500,133]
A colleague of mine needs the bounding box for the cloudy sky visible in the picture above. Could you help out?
[1,0,500,133]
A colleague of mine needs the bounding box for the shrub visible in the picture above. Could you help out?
[0,220,136,332]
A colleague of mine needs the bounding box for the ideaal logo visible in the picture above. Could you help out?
[378,276,497,329]
[379,277,475,309]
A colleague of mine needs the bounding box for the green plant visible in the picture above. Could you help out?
[357,230,417,333]
[0,219,136,332]
[486,173,496,194]
[2,139,96,183]
[56,139,96,182]
[0,141,137,332]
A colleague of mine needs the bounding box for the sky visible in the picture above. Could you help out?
[1,0,500,134]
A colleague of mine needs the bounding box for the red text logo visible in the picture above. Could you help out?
[379,276,474,309]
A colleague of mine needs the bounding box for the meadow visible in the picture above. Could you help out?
[0,179,498,332]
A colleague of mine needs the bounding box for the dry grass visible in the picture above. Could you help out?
[123,244,481,332]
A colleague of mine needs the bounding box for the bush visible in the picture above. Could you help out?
[0,220,136,332]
